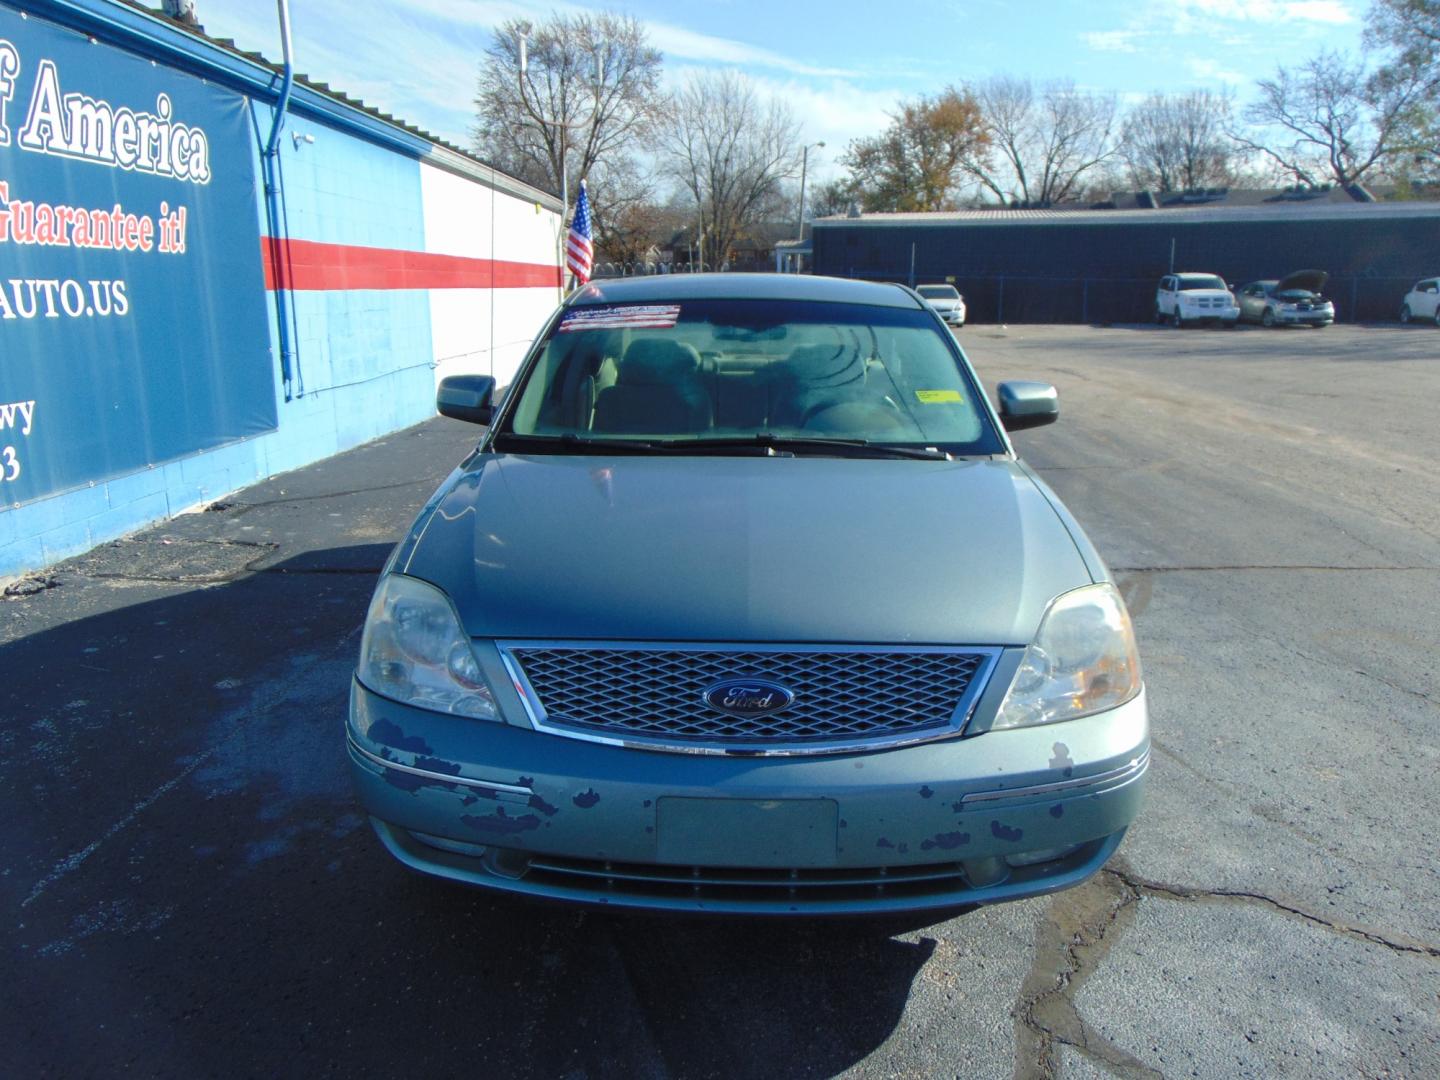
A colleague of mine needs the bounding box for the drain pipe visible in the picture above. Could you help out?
[264,0,297,398]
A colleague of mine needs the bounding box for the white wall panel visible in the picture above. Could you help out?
[419,162,562,386]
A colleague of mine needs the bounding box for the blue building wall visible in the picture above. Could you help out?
[1,95,434,578]
[0,1,557,581]
[249,98,436,477]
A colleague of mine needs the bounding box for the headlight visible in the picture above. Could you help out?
[357,574,498,720]
[992,583,1141,730]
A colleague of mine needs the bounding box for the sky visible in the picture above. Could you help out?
[184,0,1368,183]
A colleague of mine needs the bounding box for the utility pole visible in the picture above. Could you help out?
[796,141,825,272]
[516,25,602,296]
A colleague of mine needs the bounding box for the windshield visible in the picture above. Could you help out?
[917,285,960,299]
[501,298,1002,453]
[1177,275,1226,291]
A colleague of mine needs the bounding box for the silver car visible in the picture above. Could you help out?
[348,274,1148,916]
[1237,270,1336,327]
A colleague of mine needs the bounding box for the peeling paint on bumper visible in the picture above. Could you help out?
[347,679,1148,914]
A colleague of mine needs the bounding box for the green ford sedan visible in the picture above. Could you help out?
[347,273,1147,916]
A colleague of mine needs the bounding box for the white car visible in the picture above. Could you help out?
[1400,278,1440,326]
[916,283,967,327]
[1155,273,1240,328]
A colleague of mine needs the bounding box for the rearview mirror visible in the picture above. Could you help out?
[997,381,1059,432]
[437,374,497,426]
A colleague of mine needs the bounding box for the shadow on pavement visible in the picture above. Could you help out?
[1,545,940,1078]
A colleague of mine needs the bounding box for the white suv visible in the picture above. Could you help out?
[1400,279,1440,326]
[1155,273,1240,328]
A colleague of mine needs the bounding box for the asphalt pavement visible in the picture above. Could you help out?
[1,322,1436,1079]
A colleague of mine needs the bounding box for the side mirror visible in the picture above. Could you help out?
[437,374,497,426]
[997,380,1059,432]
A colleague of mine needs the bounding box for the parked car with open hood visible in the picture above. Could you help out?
[1237,270,1335,328]
[1400,278,1440,326]
[347,273,1148,917]
[916,282,967,327]
[1155,272,1240,328]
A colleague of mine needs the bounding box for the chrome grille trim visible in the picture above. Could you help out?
[497,641,1002,757]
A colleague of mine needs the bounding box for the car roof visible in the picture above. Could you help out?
[566,273,924,309]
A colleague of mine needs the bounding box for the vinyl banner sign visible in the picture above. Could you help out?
[0,9,275,505]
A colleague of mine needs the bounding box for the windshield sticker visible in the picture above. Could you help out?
[915,389,964,404]
[558,305,682,333]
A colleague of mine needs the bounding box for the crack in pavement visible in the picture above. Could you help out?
[1011,871,1164,1080]
[1104,864,1440,960]
[1010,856,1440,1080]
[217,478,430,515]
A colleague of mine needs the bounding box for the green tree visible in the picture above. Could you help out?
[1366,0,1440,180]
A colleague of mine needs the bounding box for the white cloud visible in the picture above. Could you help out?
[1174,0,1354,23]
[1186,57,1252,86]
[348,0,853,76]
[643,24,853,77]
[1082,30,1143,53]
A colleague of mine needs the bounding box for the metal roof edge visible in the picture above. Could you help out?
[813,201,1440,227]
[11,0,562,211]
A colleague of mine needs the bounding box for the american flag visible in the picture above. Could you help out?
[567,179,594,285]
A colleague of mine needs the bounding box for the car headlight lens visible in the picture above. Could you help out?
[992,583,1141,730]
[358,574,498,720]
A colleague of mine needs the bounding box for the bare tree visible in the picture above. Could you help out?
[963,77,1117,206]
[1233,50,1428,188]
[657,71,803,267]
[1120,91,1240,193]
[809,177,860,218]
[588,159,681,266]
[473,12,662,206]
[840,87,988,212]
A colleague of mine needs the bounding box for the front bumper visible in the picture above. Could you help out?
[347,679,1149,914]
[1180,305,1240,323]
[1276,309,1334,325]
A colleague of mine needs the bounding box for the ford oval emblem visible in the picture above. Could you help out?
[702,679,795,718]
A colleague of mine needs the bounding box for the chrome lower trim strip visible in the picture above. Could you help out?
[348,735,533,796]
[495,640,1003,758]
[960,749,1149,805]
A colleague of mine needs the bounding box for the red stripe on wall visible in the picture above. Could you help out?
[261,237,562,291]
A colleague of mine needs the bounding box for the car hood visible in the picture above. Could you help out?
[401,454,1093,645]
[1275,269,1328,295]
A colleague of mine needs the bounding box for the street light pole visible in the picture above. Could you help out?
[796,141,825,273]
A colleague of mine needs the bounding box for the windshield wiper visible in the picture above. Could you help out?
[663,435,952,460]
[491,432,661,454]
[492,432,951,460]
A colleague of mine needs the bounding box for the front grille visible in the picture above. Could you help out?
[501,643,996,753]
[520,844,1100,908]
